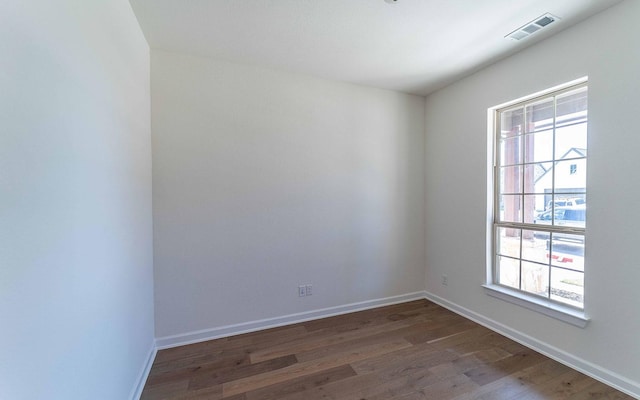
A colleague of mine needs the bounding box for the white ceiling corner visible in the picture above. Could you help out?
[129,0,623,96]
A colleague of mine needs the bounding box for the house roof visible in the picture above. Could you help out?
[534,147,587,184]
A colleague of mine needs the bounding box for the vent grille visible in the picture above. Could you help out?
[506,13,558,41]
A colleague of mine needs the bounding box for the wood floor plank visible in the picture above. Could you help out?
[405,318,479,345]
[464,348,548,386]
[509,369,595,400]
[335,373,424,400]
[154,325,306,365]
[350,343,456,375]
[167,385,224,400]
[222,337,412,396]
[242,364,357,400]
[273,371,392,400]
[294,321,443,363]
[395,373,480,400]
[188,354,297,390]
[150,349,248,376]
[140,299,633,400]
[249,314,428,363]
[567,380,635,399]
[146,351,252,387]
[451,358,573,400]
[140,379,190,400]
[275,367,433,400]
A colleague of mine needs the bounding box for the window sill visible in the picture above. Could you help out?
[482,284,590,328]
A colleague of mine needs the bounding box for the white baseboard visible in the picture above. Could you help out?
[155,291,426,349]
[130,343,157,400]
[423,291,640,399]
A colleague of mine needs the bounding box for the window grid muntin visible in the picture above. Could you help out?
[493,227,586,303]
[493,81,587,310]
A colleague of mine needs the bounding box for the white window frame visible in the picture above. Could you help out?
[484,78,590,328]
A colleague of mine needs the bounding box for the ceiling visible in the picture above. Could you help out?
[130,0,622,96]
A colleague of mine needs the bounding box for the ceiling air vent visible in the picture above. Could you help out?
[506,13,558,41]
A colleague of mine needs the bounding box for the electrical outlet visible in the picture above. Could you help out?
[298,285,306,297]
[441,275,448,286]
[305,284,312,296]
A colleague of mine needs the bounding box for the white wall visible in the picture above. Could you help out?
[152,50,425,338]
[0,2,154,399]
[424,0,640,394]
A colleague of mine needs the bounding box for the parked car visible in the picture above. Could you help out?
[545,198,585,211]
[534,205,585,245]
[535,205,585,227]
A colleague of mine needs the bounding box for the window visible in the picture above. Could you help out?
[488,80,588,318]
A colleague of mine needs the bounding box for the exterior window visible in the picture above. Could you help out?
[492,81,587,310]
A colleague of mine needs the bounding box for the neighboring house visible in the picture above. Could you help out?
[534,147,587,211]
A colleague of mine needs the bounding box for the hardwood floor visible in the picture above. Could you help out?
[141,300,632,399]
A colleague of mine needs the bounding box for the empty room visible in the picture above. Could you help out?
[2,0,639,399]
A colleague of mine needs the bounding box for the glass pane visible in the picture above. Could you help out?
[524,162,552,196]
[499,195,522,223]
[497,227,521,258]
[524,131,553,163]
[500,136,522,166]
[533,208,554,225]
[554,160,586,195]
[524,194,546,224]
[500,107,524,138]
[550,234,585,271]
[522,261,549,297]
[544,195,586,212]
[556,87,588,124]
[550,204,586,229]
[497,256,520,289]
[550,267,584,308]
[522,230,549,264]
[525,97,554,134]
[500,166,522,194]
[555,124,587,160]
